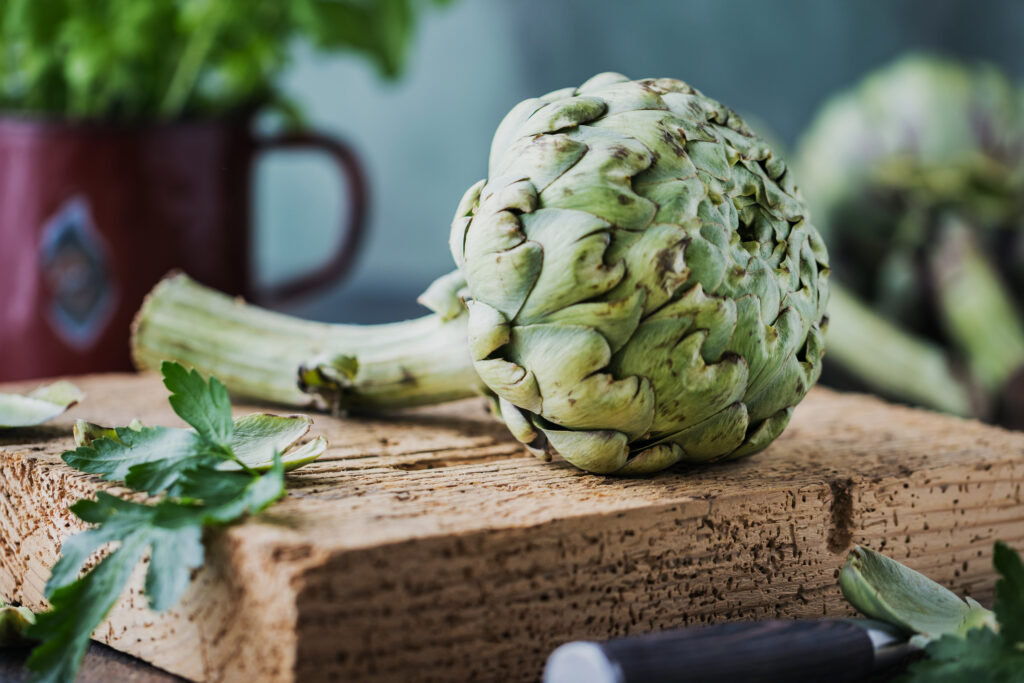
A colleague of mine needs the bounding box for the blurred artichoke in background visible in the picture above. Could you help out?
[795,54,1024,428]
[134,73,830,474]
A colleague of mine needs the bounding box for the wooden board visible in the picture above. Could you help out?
[1,373,1022,682]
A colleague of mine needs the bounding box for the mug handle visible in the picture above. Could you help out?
[252,131,368,305]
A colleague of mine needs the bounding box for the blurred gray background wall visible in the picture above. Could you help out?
[255,0,1024,323]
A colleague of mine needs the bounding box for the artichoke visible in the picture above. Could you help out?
[134,72,830,474]
[795,55,1024,427]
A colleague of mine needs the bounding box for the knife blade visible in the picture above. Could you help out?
[543,618,916,683]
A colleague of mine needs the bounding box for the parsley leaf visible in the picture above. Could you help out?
[903,627,1024,682]
[161,361,233,453]
[993,541,1024,645]
[24,362,322,683]
[63,425,209,495]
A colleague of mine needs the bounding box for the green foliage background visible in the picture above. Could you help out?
[0,0,447,121]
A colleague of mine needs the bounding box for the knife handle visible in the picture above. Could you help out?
[544,619,877,683]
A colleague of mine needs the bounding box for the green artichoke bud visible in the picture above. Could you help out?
[133,73,830,474]
[794,54,1024,426]
[451,72,829,473]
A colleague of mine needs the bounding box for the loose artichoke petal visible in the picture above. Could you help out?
[538,424,629,474]
[0,381,84,429]
[73,418,144,447]
[0,602,35,647]
[840,545,997,643]
[617,443,684,475]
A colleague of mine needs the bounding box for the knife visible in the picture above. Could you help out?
[543,618,916,683]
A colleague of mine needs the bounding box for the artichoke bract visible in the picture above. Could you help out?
[133,73,830,474]
[450,73,829,473]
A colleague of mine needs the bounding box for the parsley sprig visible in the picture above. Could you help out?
[24,362,325,683]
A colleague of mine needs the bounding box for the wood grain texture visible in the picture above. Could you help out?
[0,373,1022,682]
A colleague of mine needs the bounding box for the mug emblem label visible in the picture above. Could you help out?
[39,197,117,350]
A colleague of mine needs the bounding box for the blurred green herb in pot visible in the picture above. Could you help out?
[0,0,450,121]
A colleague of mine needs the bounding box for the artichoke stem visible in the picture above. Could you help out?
[930,216,1024,395]
[826,284,974,417]
[131,274,479,412]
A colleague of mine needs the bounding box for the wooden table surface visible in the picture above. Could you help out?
[1,373,1022,682]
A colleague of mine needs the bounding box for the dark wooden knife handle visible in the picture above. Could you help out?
[600,619,875,683]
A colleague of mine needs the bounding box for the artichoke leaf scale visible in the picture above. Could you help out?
[516,96,607,139]
[462,239,542,320]
[515,208,623,322]
[663,402,750,463]
[462,74,825,471]
[489,134,589,195]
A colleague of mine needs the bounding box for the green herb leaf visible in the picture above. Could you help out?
[25,362,321,683]
[66,412,326,495]
[0,0,448,121]
[0,381,84,429]
[26,458,287,683]
[161,361,233,452]
[902,627,1024,683]
[63,425,207,494]
[993,541,1024,645]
